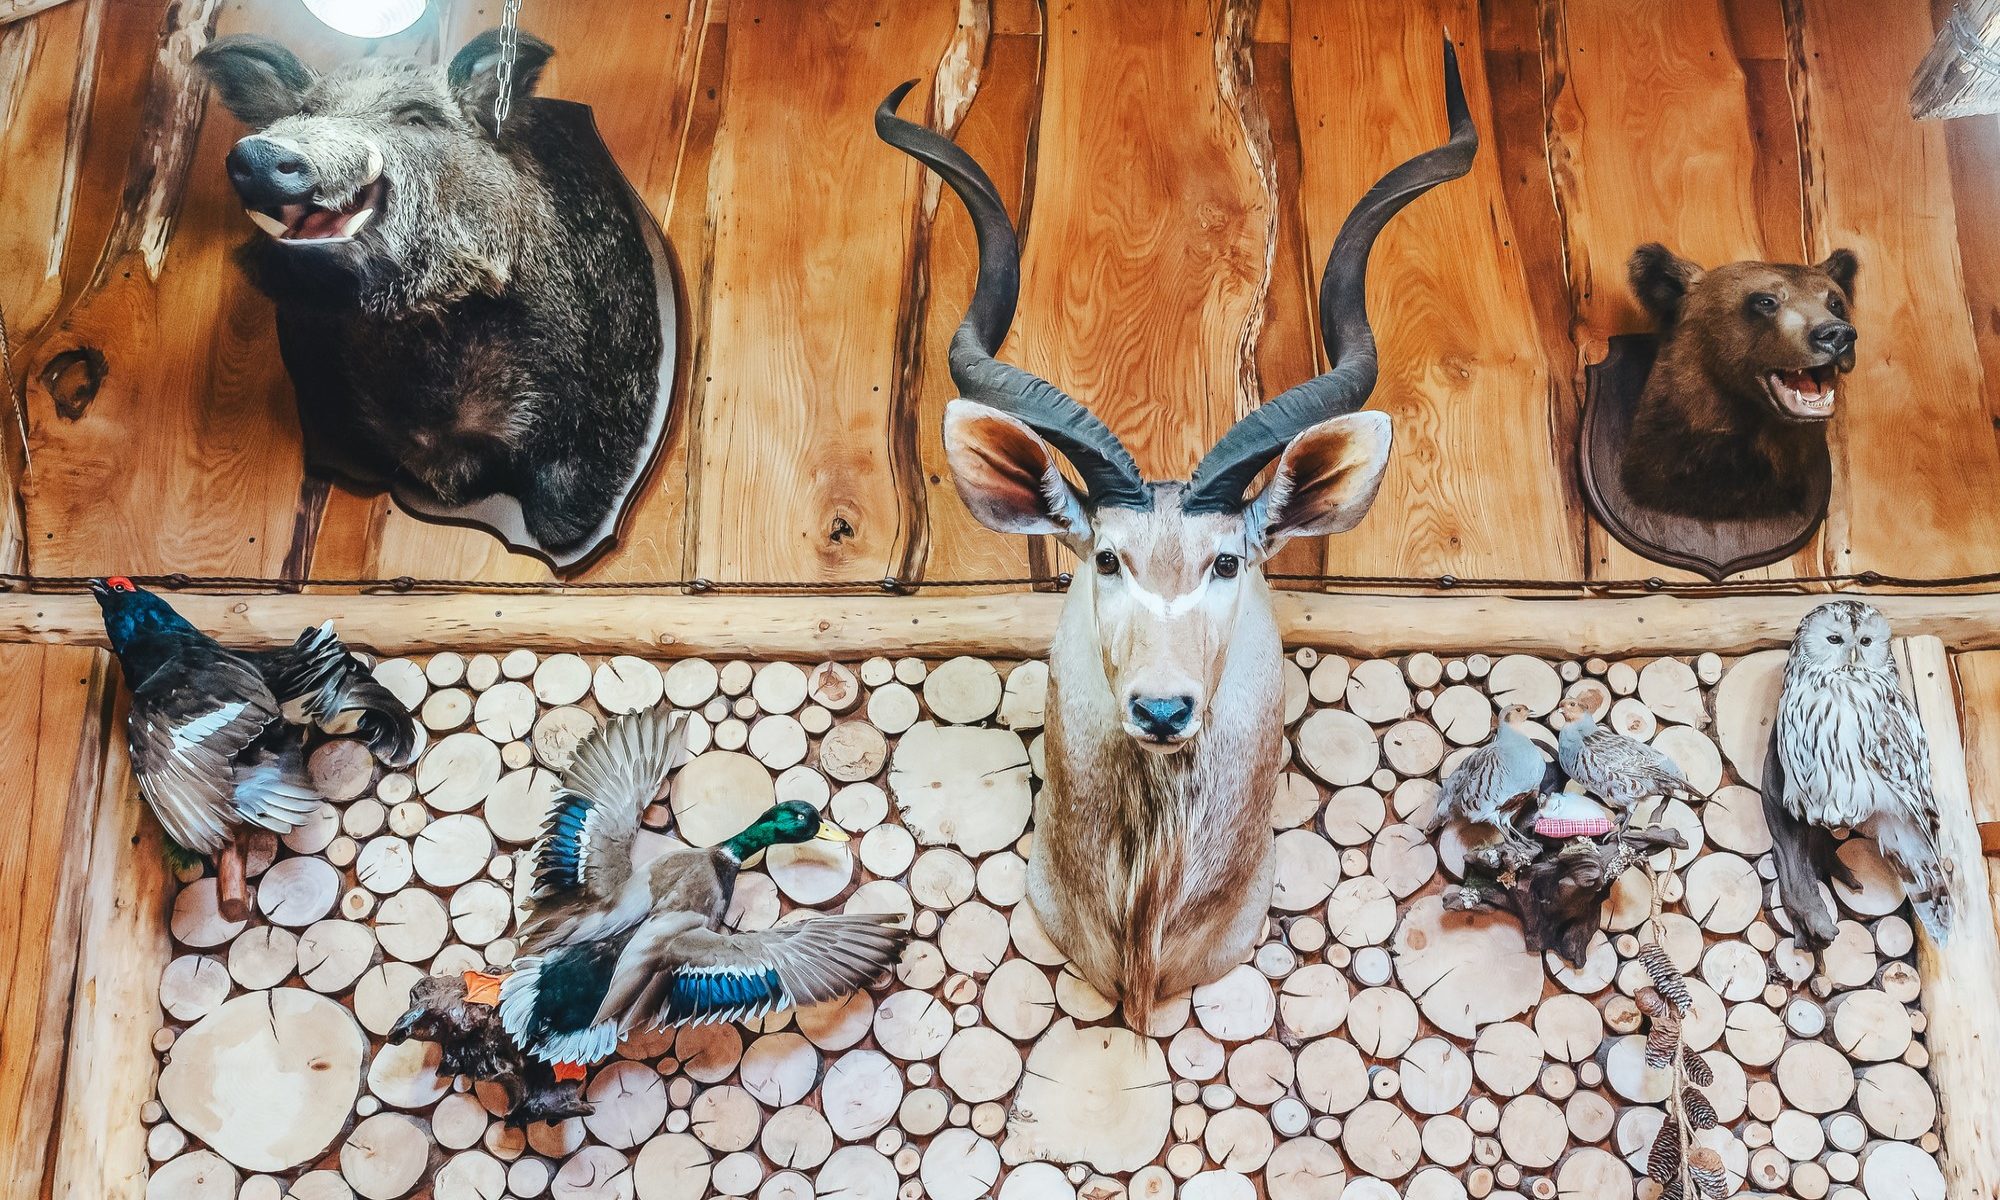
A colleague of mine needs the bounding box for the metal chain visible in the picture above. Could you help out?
[492,0,524,130]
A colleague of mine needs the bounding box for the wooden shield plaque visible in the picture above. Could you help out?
[1579,334,1830,581]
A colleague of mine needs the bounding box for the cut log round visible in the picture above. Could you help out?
[1855,1061,1938,1139]
[999,1018,1171,1174]
[1431,685,1494,746]
[688,1084,760,1154]
[256,856,340,928]
[1471,1021,1543,1098]
[1322,785,1386,846]
[1832,989,1914,1062]
[1345,659,1413,724]
[473,681,538,743]
[1326,875,1396,947]
[160,954,230,1022]
[1713,650,1787,783]
[820,720,890,784]
[160,990,365,1173]
[1554,1147,1632,1200]
[1488,656,1562,716]
[1383,720,1445,777]
[1703,785,1772,856]
[485,766,558,846]
[999,660,1049,730]
[766,839,852,906]
[1775,1040,1856,1113]
[227,925,298,991]
[923,657,1003,724]
[531,653,592,706]
[1393,898,1542,1038]
[310,740,375,802]
[938,1027,1022,1102]
[418,732,502,813]
[414,813,495,889]
[1496,1095,1564,1170]
[748,713,808,770]
[867,683,922,735]
[1532,994,1603,1064]
[297,919,377,993]
[530,705,601,771]
[1400,1038,1473,1115]
[422,688,473,733]
[1272,828,1339,912]
[1347,986,1420,1058]
[433,1150,506,1200]
[366,1037,448,1110]
[1192,965,1276,1041]
[355,836,414,895]
[374,888,449,962]
[1637,657,1705,726]
[1340,1099,1422,1181]
[1267,1138,1346,1200]
[889,724,1032,855]
[1859,1141,1946,1200]
[671,751,774,847]
[1278,964,1349,1039]
[1649,725,1723,795]
[1296,710,1379,786]
[874,989,953,1061]
[1683,851,1761,934]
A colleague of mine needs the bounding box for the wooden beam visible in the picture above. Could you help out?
[50,694,167,1200]
[1903,637,2000,1199]
[0,645,110,1200]
[22,589,2000,658]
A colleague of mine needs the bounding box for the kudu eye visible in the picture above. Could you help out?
[1213,554,1240,579]
[1094,550,1119,576]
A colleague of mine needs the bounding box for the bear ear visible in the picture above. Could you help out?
[1816,248,1858,302]
[195,35,314,126]
[448,28,555,136]
[1628,243,1704,326]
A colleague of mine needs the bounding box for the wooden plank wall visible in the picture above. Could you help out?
[2,0,2000,588]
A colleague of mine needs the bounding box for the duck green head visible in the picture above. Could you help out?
[720,800,848,863]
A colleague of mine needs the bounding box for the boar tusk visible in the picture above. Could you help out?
[246,209,290,239]
[363,143,384,186]
[340,208,376,239]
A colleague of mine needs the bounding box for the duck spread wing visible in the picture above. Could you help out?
[531,707,688,906]
[600,912,911,1031]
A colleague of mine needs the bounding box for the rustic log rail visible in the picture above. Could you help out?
[19,589,2000,658]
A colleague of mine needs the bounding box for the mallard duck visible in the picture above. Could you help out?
[488,704,909,1069]
[1557,684,1707,826]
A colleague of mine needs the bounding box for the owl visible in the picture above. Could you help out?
[1775,600,1952,938]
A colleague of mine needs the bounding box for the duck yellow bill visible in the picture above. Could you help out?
[814,825,850,843]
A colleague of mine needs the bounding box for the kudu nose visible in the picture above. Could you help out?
[1810,320,1856,358]
[1129,695,1196,739]
[226,137,317,208]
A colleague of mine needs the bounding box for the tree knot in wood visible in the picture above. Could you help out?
[38,348,107,421]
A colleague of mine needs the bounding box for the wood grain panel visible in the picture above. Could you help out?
[1011,0,1266,483]
[0,0,96,336]
[0,646,109,1200]
[1249,38,1338,586]
[1790,0,2000,579]
[909,30,1038,585]
[1952,651,2000,940]
[1544,0,1812,582]
[1296,1,1579,580]
[689,0,955,583]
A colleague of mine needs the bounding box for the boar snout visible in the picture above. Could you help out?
[227,135,317,209]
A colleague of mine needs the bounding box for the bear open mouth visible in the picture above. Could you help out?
[1763,364,1839,421]
[245,175,387,247]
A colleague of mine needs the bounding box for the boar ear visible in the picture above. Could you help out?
[449,29,555,135]
[1816,248,1858,302]
[1628,242,1703,327]
[196,35,313,126]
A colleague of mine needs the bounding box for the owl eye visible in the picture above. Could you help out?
[1859,636,1872,646]
[1827,634,1844,645]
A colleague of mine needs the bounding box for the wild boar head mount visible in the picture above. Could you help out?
[196,29,682,571]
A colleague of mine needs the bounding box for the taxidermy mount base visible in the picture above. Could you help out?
[1580,334,1831,581]
[1444,820,1688,967]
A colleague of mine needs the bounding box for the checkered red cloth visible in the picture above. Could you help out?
[1535,816,1613,838]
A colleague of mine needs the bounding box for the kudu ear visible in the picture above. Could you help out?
[449,29,554,135]
[943,399,1093,553]
[196,35,314,126]
[1247,412,1392,552]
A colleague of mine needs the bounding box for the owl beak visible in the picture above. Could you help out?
[1845,647,1861,668]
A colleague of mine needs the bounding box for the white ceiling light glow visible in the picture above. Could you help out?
[301,0,427,39]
